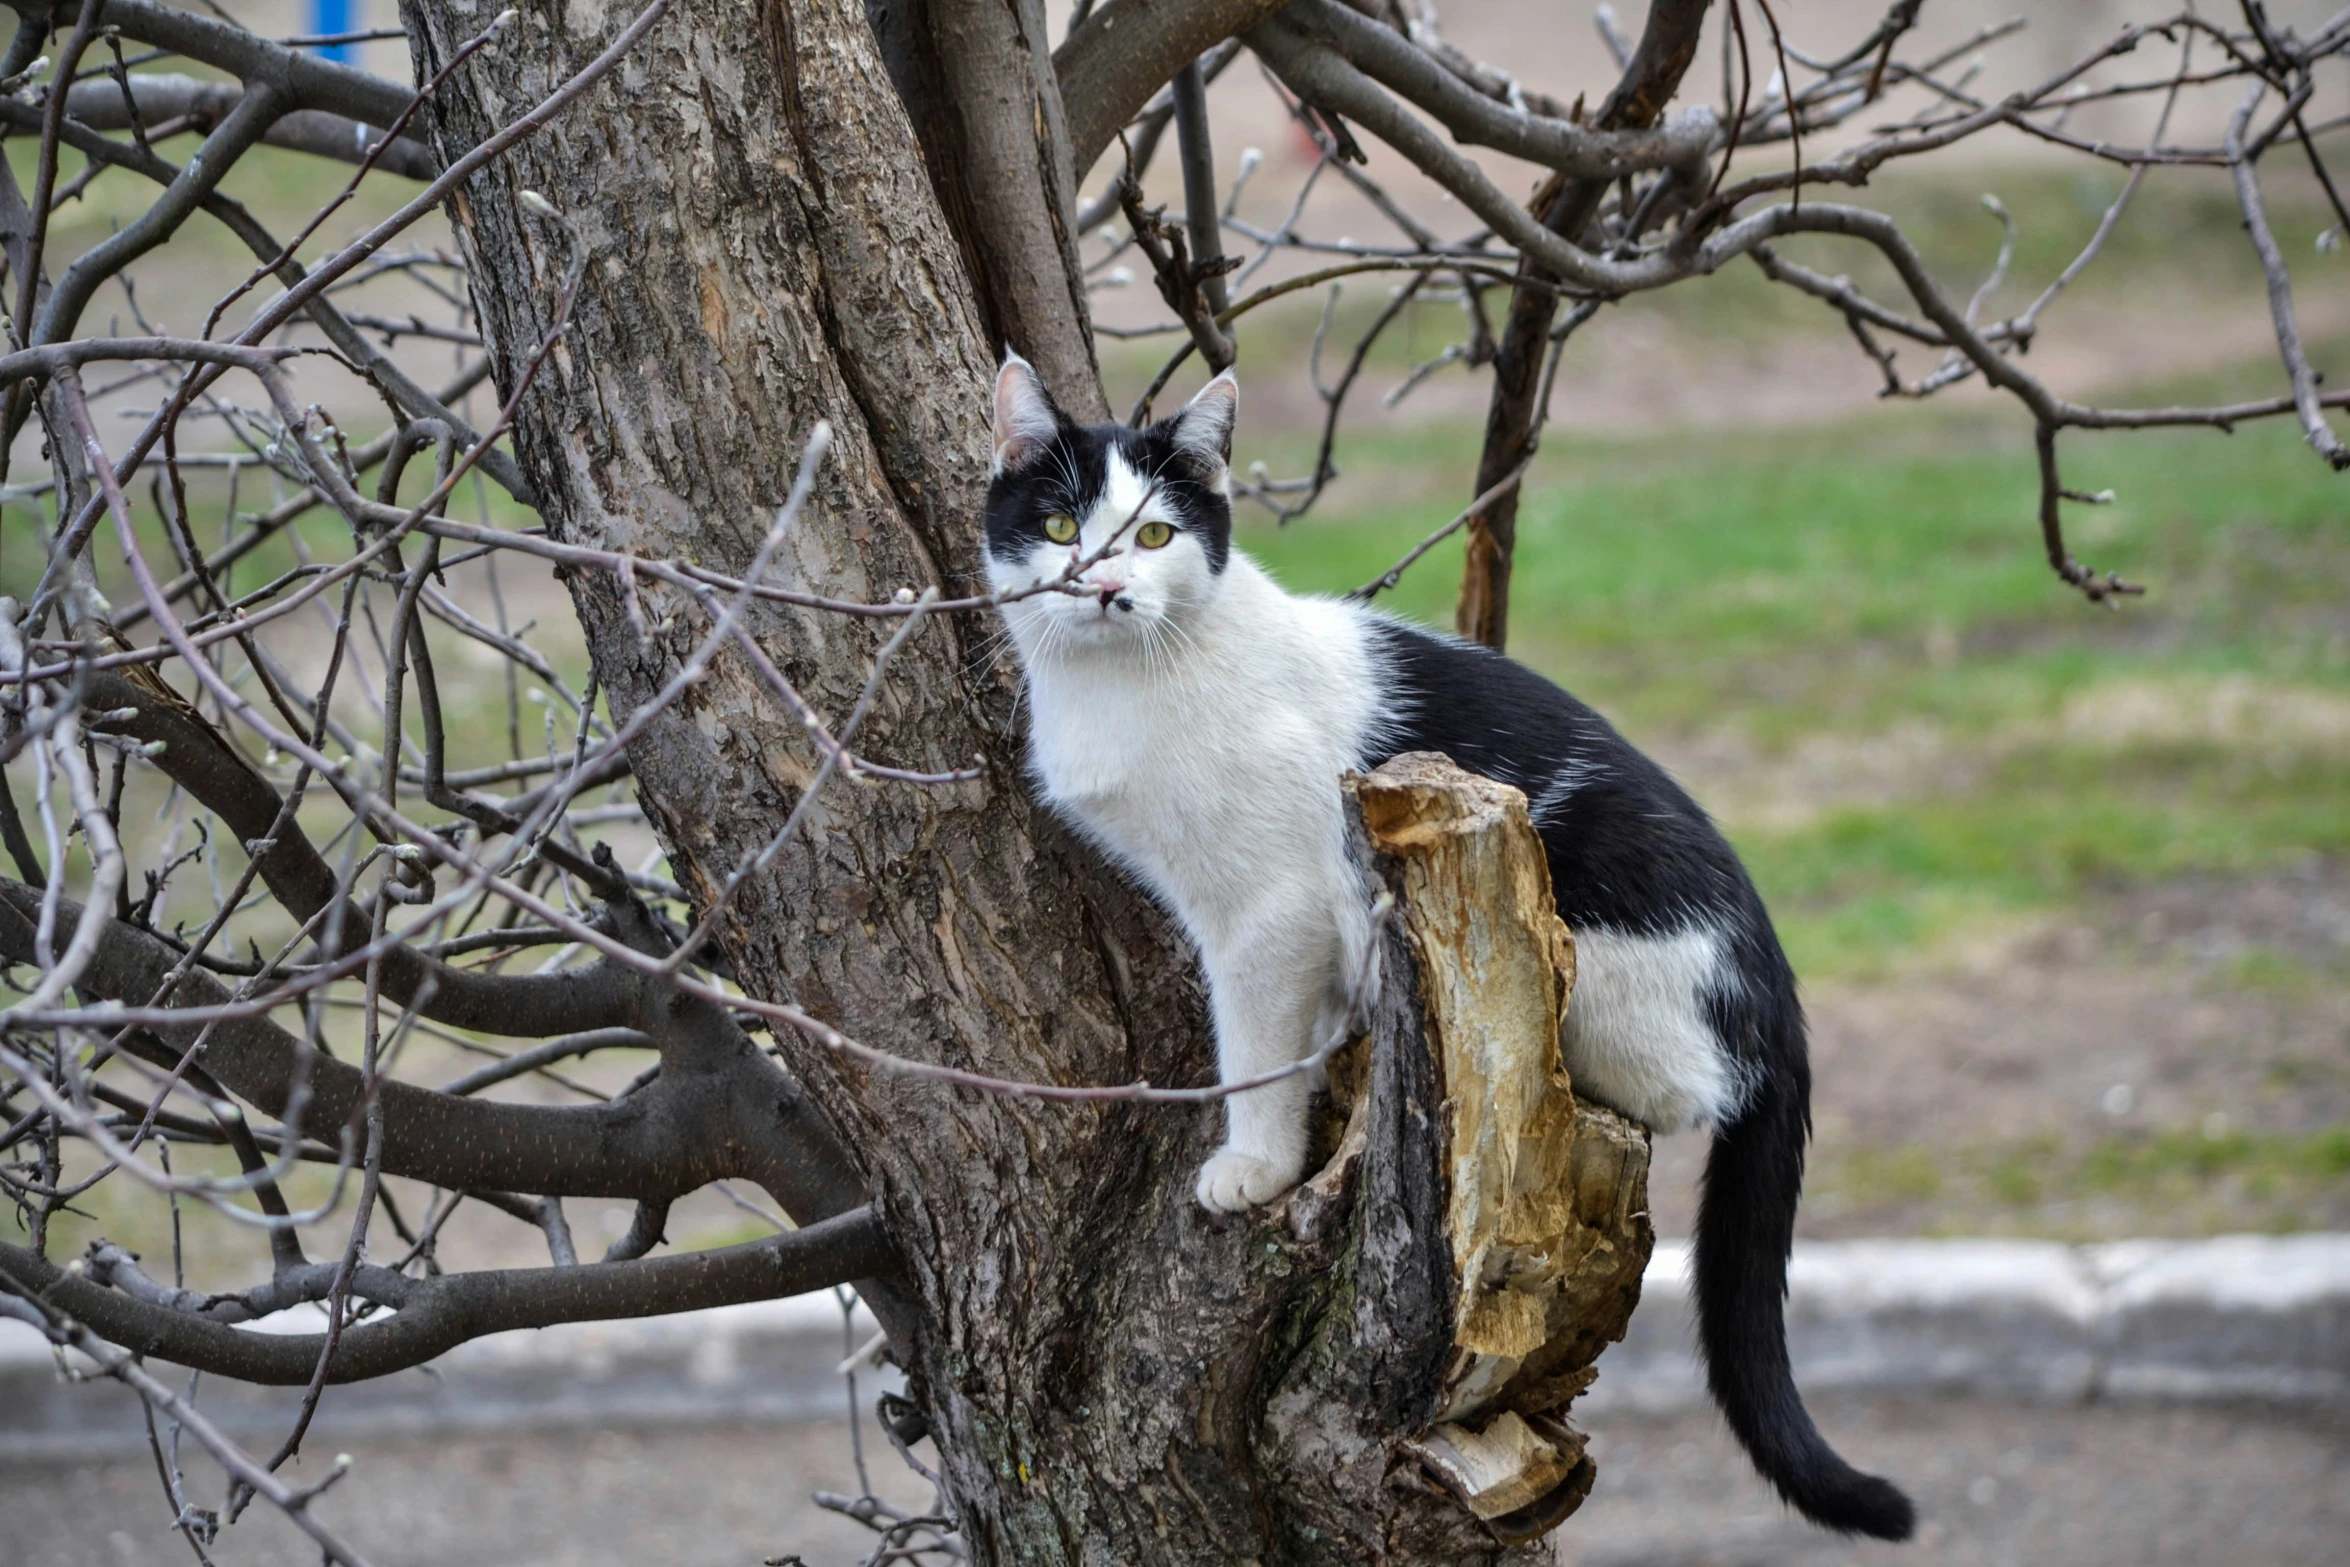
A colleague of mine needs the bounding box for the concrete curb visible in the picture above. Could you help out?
[4,1235,2345,1460]
[1587,1233,2350,1414]
[0,1292,894,1463]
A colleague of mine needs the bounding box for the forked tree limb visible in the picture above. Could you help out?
[1284,0,1718,180]
[1,1,2329,1557]
[1239,10,1724,278]
[72,668,635,1039]
[0,95,524,502]
[0,880,873,1215]
[56,73,438,178]
[868,0,1107,417]
[0,0,423,134]
[2226,83,2350,469]
[18,83,287,389]
[1056,0,1294,177]
[111,354,497,629]
[1244,1,2302,624]
[1240,0,1720,643]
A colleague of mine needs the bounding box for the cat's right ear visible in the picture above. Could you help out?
[1166,370,1238,486]
[993,352,1061,475]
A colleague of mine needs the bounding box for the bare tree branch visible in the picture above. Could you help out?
[1285,0,1720,180]
[1,0,425,134]
[72,669,638,1038]
[2227,82,2350,470]
[1056,0,1294,176]
[0,3,2339,1555]
[0,1207,894,1385]
[57,73,438,177]
[869,0,1106,416]
[1448,0,1712,648]
[0,880,866,1208]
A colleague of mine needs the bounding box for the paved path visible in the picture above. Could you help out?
[5,1397,2344,1567]
[0,1419,937,1567]
[1565,1397,2350,1567]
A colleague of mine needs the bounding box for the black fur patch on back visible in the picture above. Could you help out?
[1360,617,1765,942]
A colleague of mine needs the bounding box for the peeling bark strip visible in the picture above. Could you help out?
[408,3,1646,1559]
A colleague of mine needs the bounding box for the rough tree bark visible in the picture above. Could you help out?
[401,2,1649,1559]
[864,0,1106,419]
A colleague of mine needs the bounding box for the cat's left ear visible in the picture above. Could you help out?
[1167,371,1238,483]
[993,352,1063,475]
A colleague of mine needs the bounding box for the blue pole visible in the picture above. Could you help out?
[311,0,355,63]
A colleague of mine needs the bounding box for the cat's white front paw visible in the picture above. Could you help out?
[1195,1147,1301,1213]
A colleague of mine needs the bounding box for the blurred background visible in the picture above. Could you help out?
[3,1,2345,1563]
[1093,0,2350,1254]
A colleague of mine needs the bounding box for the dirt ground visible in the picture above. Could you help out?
[1645,858,2350,1240]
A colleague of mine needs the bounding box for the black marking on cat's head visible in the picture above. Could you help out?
[984,354,1236,576]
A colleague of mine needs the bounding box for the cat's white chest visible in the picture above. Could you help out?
[1022,664,1255,886]
[1006,562,1380,925]
[1024,679,1178,807]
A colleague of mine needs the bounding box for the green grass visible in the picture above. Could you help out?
[1806,1125,2350,1238]
[2227,944,2348,999]
[1834,1145,1946,1205]
[5,132,432,266]
[2085,1123,2350,1193]
[1237,378,2350,977]
[6,136,2331,987]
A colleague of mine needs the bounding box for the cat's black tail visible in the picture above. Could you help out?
[1696,1049,1916,1541]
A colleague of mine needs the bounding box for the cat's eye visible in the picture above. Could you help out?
[1136,521,1175,549]
[1043,514,1079,544]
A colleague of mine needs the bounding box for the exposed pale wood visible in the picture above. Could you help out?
[1406,1409,1579,1521]
[1351,753,1653,1545]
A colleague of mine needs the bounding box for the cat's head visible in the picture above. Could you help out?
[982,353,1236,657]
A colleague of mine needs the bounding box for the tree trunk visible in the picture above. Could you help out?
[1456,0,1713,650]
[403,4,1648,1559]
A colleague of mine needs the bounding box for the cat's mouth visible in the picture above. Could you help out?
[1069,599,1142,629]
[1026,589,1155,643]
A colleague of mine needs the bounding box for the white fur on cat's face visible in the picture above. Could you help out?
[983,356,1238,663]
[986,448,1225,658]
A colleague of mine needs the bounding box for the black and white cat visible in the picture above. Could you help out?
[981,355,1914,1542]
